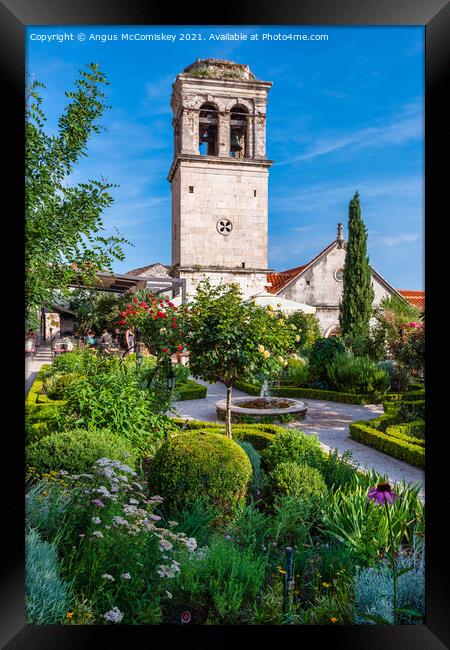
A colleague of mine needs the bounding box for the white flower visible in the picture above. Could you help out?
[96,486,112,498]
[165,591,173,599]
[92,516,102,524]
[121,573,131,580]
[159,539,174,552]
[103,607,124,624]
[123,504,138,515]
[92,530,104,538]
[96,458,112,467]
[168,520,178,528]
[102,574,115,581]
[112,516,129,527]
[118,475,129,483]
[129,498,139,505]
[100,467,115,479]
[184,537,197,552]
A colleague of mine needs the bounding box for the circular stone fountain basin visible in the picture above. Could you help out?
[216,396,307,423]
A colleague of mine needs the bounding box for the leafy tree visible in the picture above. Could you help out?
[69,289,122,337]
[180,280,296,439]
[286,311,321,356]
[25,63,129,322]
[339,192,374,339]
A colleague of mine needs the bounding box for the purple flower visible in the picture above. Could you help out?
[181,610,191,624]
[91,498,105,508]
[368,482,399,506]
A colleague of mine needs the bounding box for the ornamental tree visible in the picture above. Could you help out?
[339,192,375,339]
[179,280,297,439]
[25,63,129,322]
[116,290,184,360]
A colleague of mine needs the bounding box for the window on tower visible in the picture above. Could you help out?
[230,105,248,158]
[198,103,218,156]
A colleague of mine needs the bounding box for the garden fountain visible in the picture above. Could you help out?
[216,378,307,424]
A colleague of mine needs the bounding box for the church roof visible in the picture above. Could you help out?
[267,240,425,310]
[266,241,338,294]
[397,289,425,310]
[125,263,171,277]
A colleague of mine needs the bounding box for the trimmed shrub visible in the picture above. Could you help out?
[26,428,138,475]
[269,462,327,500]
[399,400,425,422]
[327,353,390,395]
[170,419,279,450]
[349,422,425,468]
[308,337,347,389]
[148,431,252,516]
[234,380,382,405]
[26,528,72,624]
[262,428,325,473]
[177,380,207,401]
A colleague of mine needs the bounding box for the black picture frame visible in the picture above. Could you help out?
[3,0,449,647]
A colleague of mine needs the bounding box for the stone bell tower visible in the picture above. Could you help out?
[168,59,273,298]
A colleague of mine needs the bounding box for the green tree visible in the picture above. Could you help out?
[25,63,129,323]
[180,280,296,439]
[286,310,321,356]
[339,192,374,339]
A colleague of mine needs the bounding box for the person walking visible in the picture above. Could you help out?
[125,327,135,356]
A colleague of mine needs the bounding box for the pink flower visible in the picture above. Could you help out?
[91,499,105,508]
[181,611,191,624]
[368,482,399,506]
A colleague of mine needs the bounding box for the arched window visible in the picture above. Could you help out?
[198,103,218,156]
[325,325,342,338]
[230,105,248,158]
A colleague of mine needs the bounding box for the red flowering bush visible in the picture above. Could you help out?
[116,291,184,359]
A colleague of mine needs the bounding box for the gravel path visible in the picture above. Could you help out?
[173,379,425,500]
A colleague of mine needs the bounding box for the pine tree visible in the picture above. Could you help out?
[339,192,374,338]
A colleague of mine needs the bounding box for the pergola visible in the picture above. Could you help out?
[69,271,187,302]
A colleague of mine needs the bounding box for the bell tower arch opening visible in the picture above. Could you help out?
[230,105,248,158]
[199,102,219,156]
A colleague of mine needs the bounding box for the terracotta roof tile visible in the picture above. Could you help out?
[266,241,337,294]
[397,290,425,310]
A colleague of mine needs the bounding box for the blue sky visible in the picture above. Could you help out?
[26,25,424,289]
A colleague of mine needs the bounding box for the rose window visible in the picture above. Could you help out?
[217,219,233,235]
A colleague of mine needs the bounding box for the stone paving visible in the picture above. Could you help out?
[174,379,425,500]
[25,343,53,397]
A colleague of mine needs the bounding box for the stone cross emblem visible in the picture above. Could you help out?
[217,219,233,235]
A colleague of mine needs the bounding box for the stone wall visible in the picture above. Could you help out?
[279,244,394,334]
[171,159,269,269]
[175,268,269,301]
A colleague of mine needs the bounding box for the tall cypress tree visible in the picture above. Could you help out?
[339,192,374,338]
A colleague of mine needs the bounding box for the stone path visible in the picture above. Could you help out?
[174,379,425,500]
[25,343,53,398]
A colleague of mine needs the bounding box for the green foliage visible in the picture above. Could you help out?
[262,428,325,473]
[339,192,375,339]
[350,421,425,468]
[176,379,207,401]
[283,356,309,387]
[269,462,327,500]
[56,359,176,454]
[271,495,320,549]
[179,280,296,436]
[44,371,85,400]
[327,353,390,395]
[399,400,425,422]
[26,528,73,624]
[308,337,347,388]
[377,360,410,393]
[236,441,264,493]
[163,499,219,548]
[168,535,267,624]
[26,428,138,475]
[286,311,321,355]
[170,418,282,450]
[69,289,121,336]
[234,380,382,405]
[148,431,252,517]
[342,328,387,362]
[25,65,129,319]
[321,448,359,490]
[319,476,424,564]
